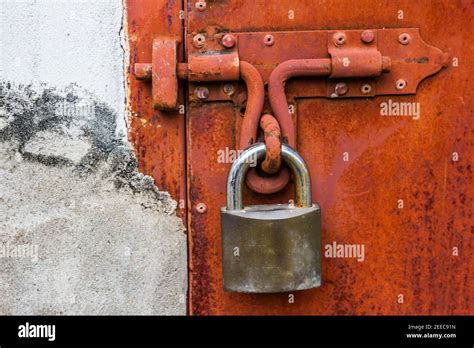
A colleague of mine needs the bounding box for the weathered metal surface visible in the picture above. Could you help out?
[238,61,264,149]
[126,0,472,315]
[268,58,332,146]
[152,38,179,110]
[135,62,189,80]
[190,28,448,102]
[245,164,291,194]
[328,31,388,78]
[134,63,153,80]
[259,114,282,174]
[185,27,449,197]
[237,62,291,194]
[186,0,473,315]
[188,50,240,81]
[139,27,431,105]
[126,0,186,220]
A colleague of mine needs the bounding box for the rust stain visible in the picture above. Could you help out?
[185,0,472,315]
[126,0,186,221]
[127,0,473,315]
[405,57,430,64]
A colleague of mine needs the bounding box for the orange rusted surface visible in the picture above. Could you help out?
[151,38,179,110]
[245,165,291,194]
[192,28,449,100]
[188,51,240,81]
[238,61,264,149]
[259,114,282,175]
[268,58,332,147]
[237,61,293,194]
[329,44,385,79]
[126,0,472,315]
[134,63,153,80]
[126,0,186,220]
[186,0,473,315]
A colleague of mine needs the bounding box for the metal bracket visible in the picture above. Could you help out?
[134,28,449,109]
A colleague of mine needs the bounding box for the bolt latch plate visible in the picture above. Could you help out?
[187,28,448,102]
[134,28,449,108]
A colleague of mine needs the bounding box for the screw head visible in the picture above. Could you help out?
[195,87,209,100]
[195,1,207,11]
[221,34,236,48]
[335,82,349,96]
[361,30,375,44]
[395,79,407,90]
[398,33,411,45]
[264,34,274,46]
[223,83,235,96]
[196,203,207,213]
[193,34,206,48]
[360,84,372,94]
[333,32,346,46]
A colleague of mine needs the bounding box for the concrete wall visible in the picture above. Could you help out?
[0,0,187,314]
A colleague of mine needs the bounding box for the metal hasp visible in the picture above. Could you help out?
[180,28,449,195]
[134,28,449,111]
[221,143,321,293]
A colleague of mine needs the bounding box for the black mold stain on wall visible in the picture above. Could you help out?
[0,81,173,209]
[0,82,118,171]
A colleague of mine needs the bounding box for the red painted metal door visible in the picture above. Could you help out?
[128,0,473,315]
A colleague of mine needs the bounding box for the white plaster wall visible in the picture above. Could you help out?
[0,0,124,112]
[0,0,187,315]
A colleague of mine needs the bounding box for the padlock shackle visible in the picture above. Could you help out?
[226,143,312,210]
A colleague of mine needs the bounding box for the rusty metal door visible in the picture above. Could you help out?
[127,0,473,315]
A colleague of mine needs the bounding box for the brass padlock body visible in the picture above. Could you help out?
[221,203,321,293]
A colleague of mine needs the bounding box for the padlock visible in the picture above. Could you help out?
[221,143,321,293]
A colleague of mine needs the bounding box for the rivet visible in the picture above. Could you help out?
[333,32,346,46]
[195,87,209,100]
[195,1,206,11]
[193,34,206,48]
[395,79,407,90]
[221,34,236,48]
[223,84,235,96]
[196,203,207,213]
[264,34,274,46]
[335,82,349,96]
[360,30,375,44]
[361,84,372,94]
[398,33,411,45]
